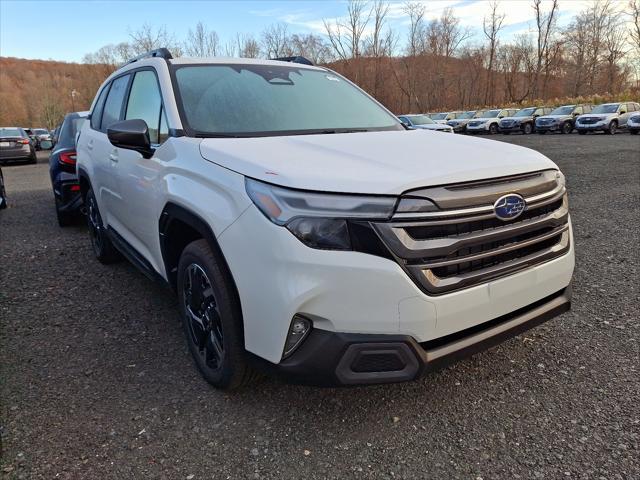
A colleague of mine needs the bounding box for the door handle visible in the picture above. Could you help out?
[87,140,94,151]
[109,151,118,163]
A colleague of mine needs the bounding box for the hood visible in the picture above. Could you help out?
[538,115,569,121]
[414,124,449,131]
[500,116,530,122]
[579,113,614,119]
[199,129,558,195]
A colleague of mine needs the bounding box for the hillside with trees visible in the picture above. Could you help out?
[1,0,639,127]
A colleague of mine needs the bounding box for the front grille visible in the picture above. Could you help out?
[580,117,599,124]
[468,121,482,127]
[373,170,570,295]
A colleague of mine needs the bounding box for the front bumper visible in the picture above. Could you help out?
[258,286,571,386]
[466,124,489,133]
[576,122,606,131]
[498,124,523,133]
[536,123,560,132]
[218,205,575,366]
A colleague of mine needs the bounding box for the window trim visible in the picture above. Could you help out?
[123,67,167,146]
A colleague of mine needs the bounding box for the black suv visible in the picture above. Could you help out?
[499,107,554,134]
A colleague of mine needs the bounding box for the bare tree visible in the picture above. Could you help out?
[261,23,292,58]
[128,24,179,56]
[403,1,425,57]
[324,0,372,60]
[532,0,559,98]
[289,33,332,64]
[483,1,506,104]
[184,22,220,57]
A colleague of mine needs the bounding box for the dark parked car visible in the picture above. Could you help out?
[33,128,53,150]
[535,104,593,134]
[48,111,89,226]
[499,106,554,134]
[0,127,37,164]
[0,167,7,210]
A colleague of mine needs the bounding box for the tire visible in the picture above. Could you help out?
[523,123,533,135]
[561,121,573,134]
[489,123,498,135]
[606,121,617,135]
[85,188,121,263]
[578,130,587,135]
[177,239,259,390]
[28,152,37,164]
[0,172,6,210]
[631,129,639,135]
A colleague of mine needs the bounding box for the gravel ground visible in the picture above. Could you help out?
[1,134,639,480]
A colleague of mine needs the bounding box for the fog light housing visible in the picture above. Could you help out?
[282,315,312,359]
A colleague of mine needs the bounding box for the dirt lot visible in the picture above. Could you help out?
[1,133,639,479]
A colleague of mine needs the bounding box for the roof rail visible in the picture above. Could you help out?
[121,48,173,67]
[272,56,314,66]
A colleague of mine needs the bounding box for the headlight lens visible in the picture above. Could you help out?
[245,178,397,250]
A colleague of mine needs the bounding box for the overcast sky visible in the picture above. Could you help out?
[0,0,630,62]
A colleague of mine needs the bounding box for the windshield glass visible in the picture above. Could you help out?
[550,106,574,116]
[174,65,402,136]
[514,108,536,117]
[430,113,447,120]
[482,110,500,118]
[591,104,619,114]
[457,111,475,119]
[408,115,434,125]
[0,128,23,138]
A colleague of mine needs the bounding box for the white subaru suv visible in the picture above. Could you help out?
[76,49,574,389]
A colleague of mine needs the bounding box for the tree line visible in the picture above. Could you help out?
[2,0,639,127]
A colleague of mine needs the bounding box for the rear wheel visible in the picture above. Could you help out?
[177,239,258,390]
[606,121,617,135]
[86,188,121,263]
[523,123,533,135]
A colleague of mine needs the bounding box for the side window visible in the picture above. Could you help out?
[101,74,130,132]
[90,84,110,130]
[125,70,163,144]
[629,103,637,112]
[574,106,582,115]
[583,105,592,113]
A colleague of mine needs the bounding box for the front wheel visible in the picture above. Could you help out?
[523,123,533,135]
[489,123,498,134]
[606,121,617,135]
[86,188,121,263]
[177,239,258,390]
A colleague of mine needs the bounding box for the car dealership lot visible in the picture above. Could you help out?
[1,134,638,479]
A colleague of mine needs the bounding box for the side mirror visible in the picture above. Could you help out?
[107,119,154,159]
[620,109,626,114]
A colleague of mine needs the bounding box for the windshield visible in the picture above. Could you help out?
[457,111,475,119]
[550,106,574,116]
[482,110,500,118]
[514,108,536,117]
[430,113,447,120]
[0,128,24,138]
[174,64,402,136]
[407,115,434,125]
[591,104,619,114]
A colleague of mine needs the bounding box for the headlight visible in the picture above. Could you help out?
[245,178,398,250]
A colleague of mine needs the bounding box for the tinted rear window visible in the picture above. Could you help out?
[58,116,87,147]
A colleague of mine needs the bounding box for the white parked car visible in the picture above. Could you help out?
[575,102,640,134]
[430,112,461,124]
[398,115,453,133]
[76,49,575,389]
[466,109,518,134]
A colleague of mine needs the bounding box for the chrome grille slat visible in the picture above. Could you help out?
[373,171,570,295]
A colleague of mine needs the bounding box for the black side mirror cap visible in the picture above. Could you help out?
[107,119,154,159]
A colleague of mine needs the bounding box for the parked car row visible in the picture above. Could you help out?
[406,102,640,136]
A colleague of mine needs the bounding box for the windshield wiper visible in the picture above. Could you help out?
[315,128,370,134]
[193,132,247,138]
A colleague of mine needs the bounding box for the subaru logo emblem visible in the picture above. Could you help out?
[493,194,526,221]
